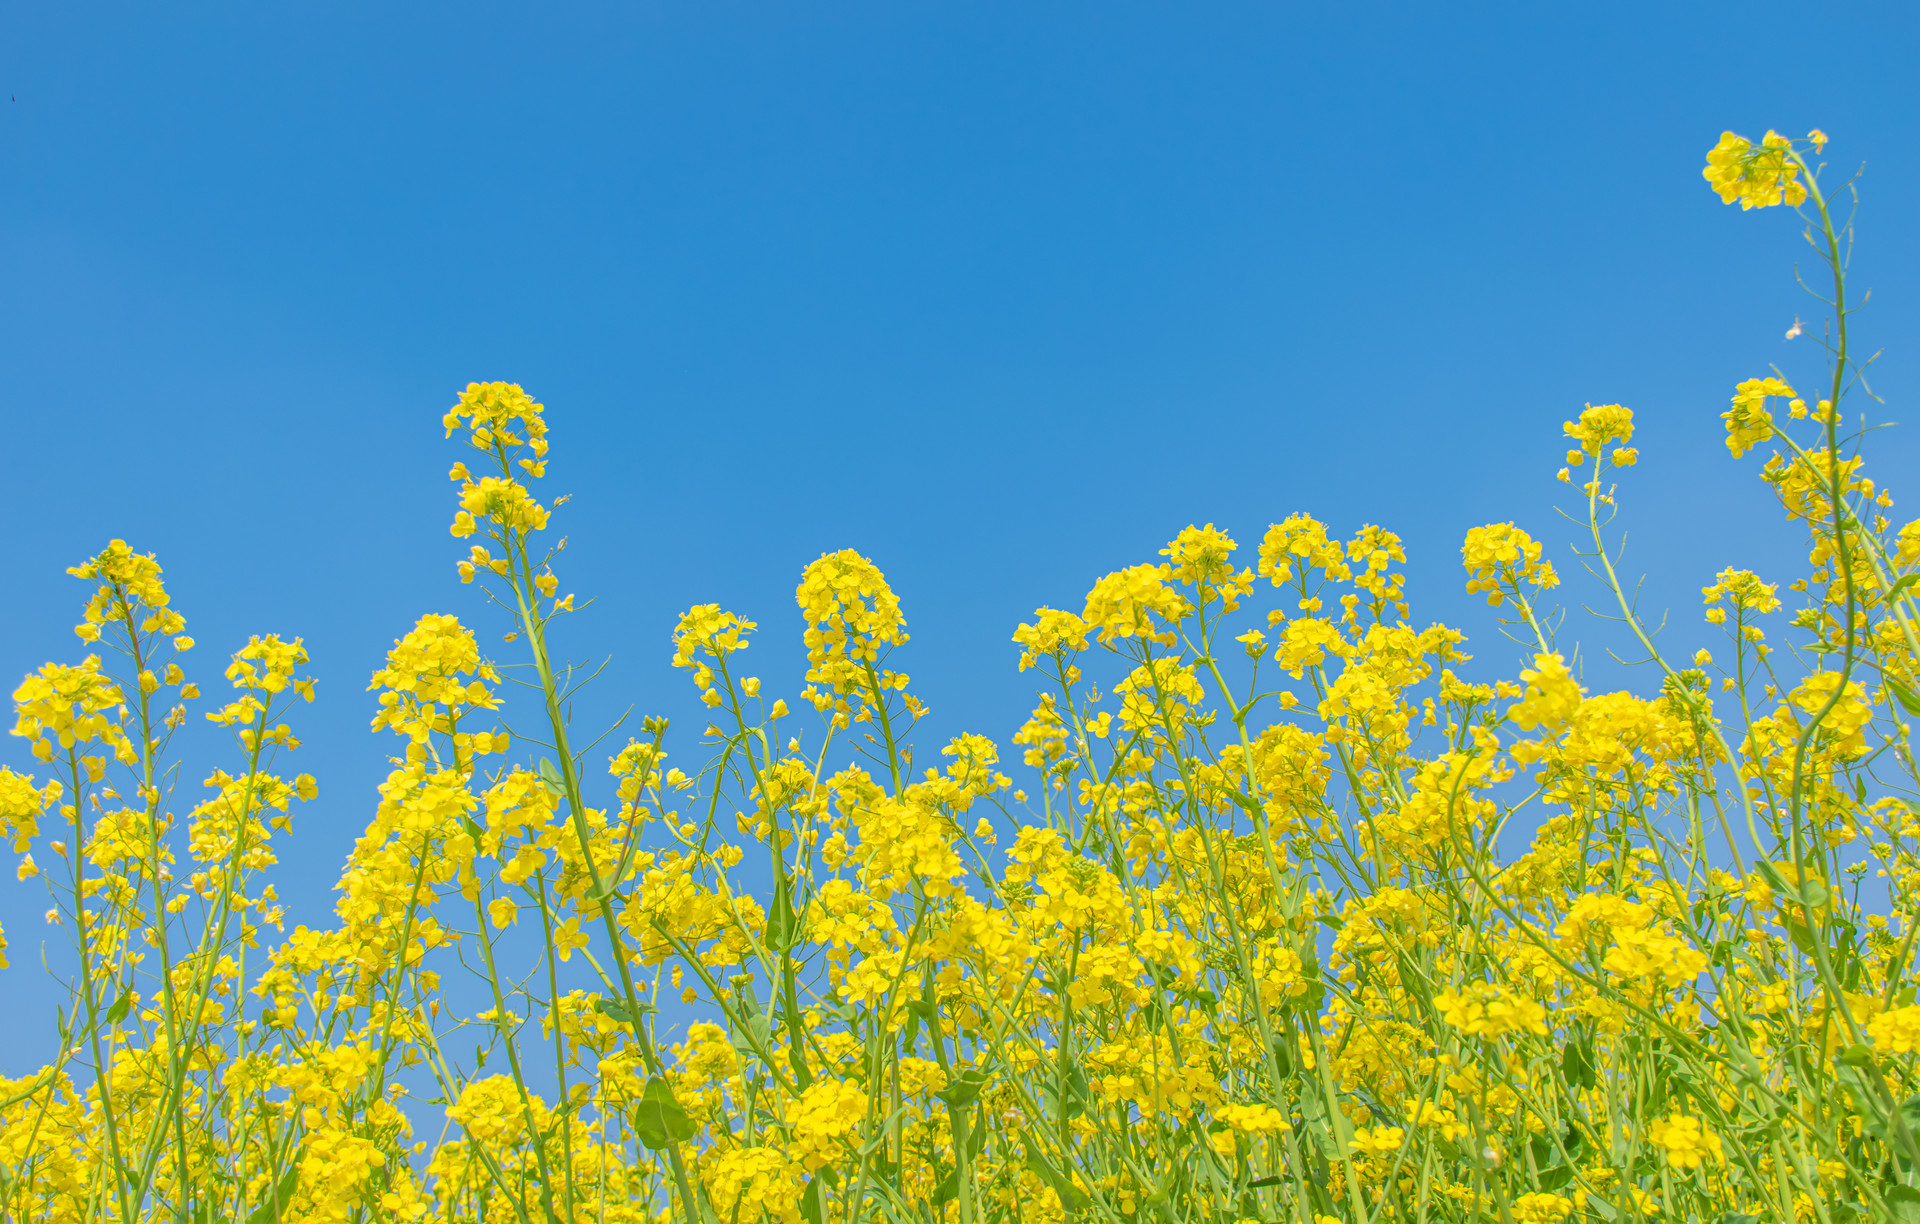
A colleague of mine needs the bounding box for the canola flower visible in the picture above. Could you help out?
[2,126,1919,1224]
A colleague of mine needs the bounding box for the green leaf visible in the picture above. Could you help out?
[633,1076,697,1150]
[1560,1035,1597,1091]
[1839,1043,1875,1068]
[1888,677,1920,717]
[538,757,567,797]
[593,996,654,1026]
[1272,1036,1295,1079]
[1888,1186,1920,1224]
[1784,918,1822,957]
[1022,1142,1090,1212]
[800,1181,825,1224]
[1887,573,1920,601]
[1040,1062,1089,1121]
[1865,1095,1920,1142]
[765,883,800,953]
[731,1010,774,1060]
[937,1068,990,1109]
[243,1155,302,1224]
[1298,1092,1345,1161]
[1299,954,1327,1012]
[104,989,134,1027]
[931,1167,960,1207]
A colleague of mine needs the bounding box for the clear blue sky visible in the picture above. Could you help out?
[2,3,1917,1055]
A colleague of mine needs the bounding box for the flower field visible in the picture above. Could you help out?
[3,128,1918,1223]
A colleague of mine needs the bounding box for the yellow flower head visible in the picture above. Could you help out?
[1161,523,1237,583]
[1258,514,1352,588]
[704,1147,804,1224]
[788,1078,869,1170]
[11,657,135,765]
[1723,376,1792,458]
[1349,1125,1404,1156]
[1646,1112,1723,1169]
[1563,403,1635,454]
[1163,523,1254,611]
[1012,606,1091,672]
[672,605,757,670]
[1081,563,1190,645]
[0,766,60,853]
[367,613,499,745]
[796,550,908,697]
[1461,523,1559,606]
[447,1075,531,1144]
[1434,981,1550,1037]
[443,381,549,460]
[1867,1004,1920,1054]
[453,476,551,539]
[1703,129,1809,210]
[1510,653,1583,733]
[68,539,185,641]
[1217,1102,1291,1133]
[1701,568,1780,615]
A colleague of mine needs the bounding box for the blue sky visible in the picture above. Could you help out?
[2,2,1917,1057]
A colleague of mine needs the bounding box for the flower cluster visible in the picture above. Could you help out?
[0,122,1910,1224]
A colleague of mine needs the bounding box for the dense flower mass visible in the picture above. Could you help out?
[1703,129,1811,210]
[3,125,1918,1224]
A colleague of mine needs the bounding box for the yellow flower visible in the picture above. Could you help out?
[1563,402,1634,453]
[11,657,136,764]
[1867,1005,1920,1054]
[1217,1102,1291,1133]
[1349,1125,1404,1155]
[443,381,549,457]
[704,1147,804,1224]
[1257,513,1352,587]
[0,767,59,852]
[1702,567,1780,615]
[1434,981,1550,1037]
[457,476,551,536]
[1703,129,1808,209]
[1513,1193,1576,1224]
[796,550,908,699]
[448,1076,530,1143]
[1723,376,1791,458]
[1461,523,1558,606]
[1646,1112,1723,1169]
[788,1078,868,1169]
[551,917,591,962]
[1012,606,1091,671]
[1510,653,1583,732]
[1081,563,1191,645]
